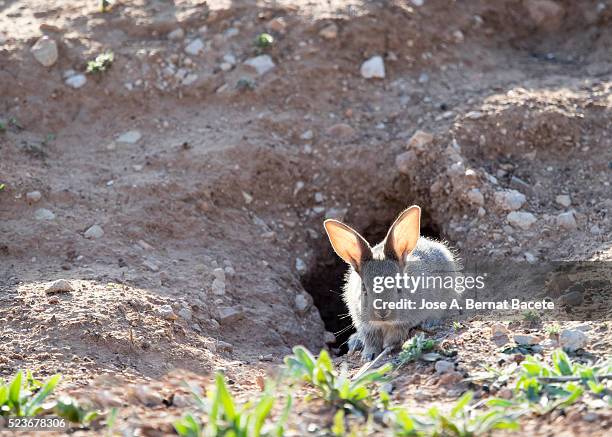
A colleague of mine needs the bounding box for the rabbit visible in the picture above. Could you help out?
[323,205,460,361]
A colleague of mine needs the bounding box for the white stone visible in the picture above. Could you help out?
[65,74,87,89]
[244,55,275,75]
[507,211,537,230]
[182,73,198,86]
[35,208,55,220]
[84,224,104,239]
[167,28,185,41]
[559,329,588,352]
[217,306,243,323]
[319,23,338,39]
[46,279,74,294]
[557,211,577,230]
[223,53,236,65]
[465,111,483,119]
[300,130,314,140]
[494,189,526,211]
[360,55,385,79]
[184,38,204,56]
[295,257,307,273]
[555,194,571,207]
[295,294,308,312]
[212,278,225,295]
[26,191,42,202]
[434,360,454,374]
[411,0,425,6]
[467,188,484,206]
[220,62,232,72]
[117,130,142,144]
[314,192,324,203]
[31,36,58,67]
[524,252,537,263]
[158,304,176,320]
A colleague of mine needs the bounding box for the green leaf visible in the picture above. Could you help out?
[450,391,473,416]
[24,374,60,416]
[552,350,573,376]
[215,374,236,421]
[331,409,345,436]
[9,371,23,411]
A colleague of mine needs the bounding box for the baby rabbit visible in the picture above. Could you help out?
[324,205,459,360]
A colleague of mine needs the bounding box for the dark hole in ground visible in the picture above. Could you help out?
[301,213,442,355]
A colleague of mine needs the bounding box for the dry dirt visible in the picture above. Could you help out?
[0,0,611,435]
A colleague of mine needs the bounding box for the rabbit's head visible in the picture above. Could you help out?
[324,206,422,324]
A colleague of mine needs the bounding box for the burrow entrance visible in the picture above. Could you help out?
[301,209,443,355]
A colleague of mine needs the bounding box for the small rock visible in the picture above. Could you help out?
[130,385,163,407]
[319,23,338,39]
[117,130,142,144]
[590,224,602,235]
[406,130,434,152]
[172,393,195,408]
[559,329,588,352]
[324,331,336,344]
[216,340,233,352]
[465,111,483,119]
[182,73,198,86]
[266,17,286,33]
[490,323,509,338]
[184,38,204,56]
[244,55,275,75]
[524,0,565,32]
[35,208,55,220]
[46,279,74,294]
[438,371,463,385]
[498,388,513,400]
[524,252,537,263]
[242,191,253,204]
[434,360,454,374]
[30,36,58,67]
[418,72,429,83]
[26,191,42,202]
[325,123,356,139]
[514,334,540,345]
[158,304,176,320]
[295,258,307,273]
[212,278,226,295]
[583,412,599,423]
[295,294,309,313]
[223,53,236,65]
[557,211,577,230]
[167,28,185,41]
[65,74,87,89]
[477,207,486,217]
[143,259,160,272]
[300,130,314,140]
[558,290,583,306]
[178,307,192,321]
[325,207,348,221]
[84,224,104,239]
[396,150,417,175]
[360,55,385,79]
[494,189,526,211]
[467,188,484,206]
[555,194,571,207]
[217,306,243,324]
[411,0,425,6]
[507,211,537,230]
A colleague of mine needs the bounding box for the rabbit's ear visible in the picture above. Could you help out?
[324,220,372,272]
[384,206,421,264]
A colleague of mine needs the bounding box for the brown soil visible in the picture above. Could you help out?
[1,0,611,435]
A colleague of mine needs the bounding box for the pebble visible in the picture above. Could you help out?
[26,191,42,202]
[182,73,198,86]
[465,111,483,119]
[30,36,58,67]
[184,38,204,56]
[129,385,163,407]
[178,307,192,321]
[514,334,540,345]
[507,211,537,230]
[325,123,356,139]
[407,130,434,152]
[212,278,226,295]
[223,53,236,65]
[84,224,104,239]
[418,72,429,83]
[590,224,602,235]
[494,189,526,211]
[217,306,243,324]
[490,323,509,338]
[324,331,336,344]
[557,211,577,230]
[117,130,142,144]
[266,17,286,33]
[555,194,571,207]
[300,130,314,140]
[295,294,309,313]
[325,207,348,221]
[319,23,338,39]
[438,371,463,386]
[158,304,176,320]
[46,279,74,294]
[65,74,87,89]
[524,252,537,263]
[360,55,385,79]
[143,259,160,272]
[295,257,307,273]
[35,208,55,220]
[434,360,454,374]
[314,192,324,203]
[167,28,185,41]
[396,150,417,175]
[559,328,588,352]
[244,55,275,75]
[524,0,565,32]
[467,188,484,206]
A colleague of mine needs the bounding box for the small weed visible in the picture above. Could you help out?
[522,310,540,323]
[397,333,438,366]
[545,324,561,336]
[284,346,391,415]
[87,52,114,74]
[0,183,5,191]
[254,33,274,50]
[174,373,291,437]
[99,0,112,13]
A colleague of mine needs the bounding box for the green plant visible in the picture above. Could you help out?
[0,183,5,191]
[397,333,438,366]
[254,33,274,49]
[545,324,561,336]
[87,52,114,74]
[0,120,6,133]
[522,310,540,323]
[284,346,391,415]
[174,373,291,437]
[99,0,112,13]
[392,392,521,436]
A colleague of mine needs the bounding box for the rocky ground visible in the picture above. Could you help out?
[0,0,611,435]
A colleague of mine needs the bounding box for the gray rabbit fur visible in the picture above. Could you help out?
[324,206,460,360]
